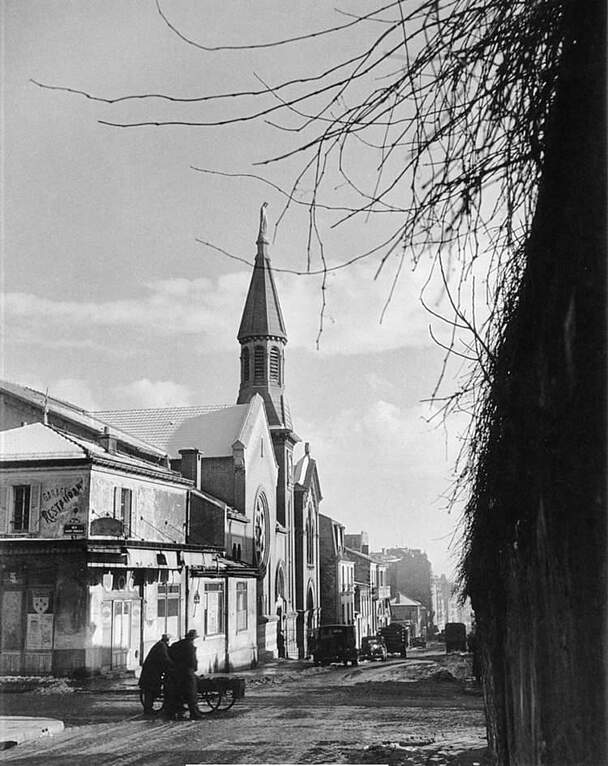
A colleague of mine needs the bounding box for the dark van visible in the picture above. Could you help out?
[445,622,467,652]
[312,624,359,666]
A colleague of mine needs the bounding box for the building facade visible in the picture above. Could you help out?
[0,418,258,676]
[318,513,355,627]
[293,444,321,658]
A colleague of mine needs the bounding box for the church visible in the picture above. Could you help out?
[0,205,323,673]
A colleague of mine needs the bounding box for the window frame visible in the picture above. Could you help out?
[236,581,248,632]
[12,485,31,533]
[204,581,225,636]
[1,483,40,535]
[113,486,132,537]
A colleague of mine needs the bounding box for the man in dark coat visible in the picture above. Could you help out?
[165,629,204,720]
[138,634,174,716]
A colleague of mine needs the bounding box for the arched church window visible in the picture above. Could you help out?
[254,346,265,381]
[306,505,315,566]
[241,347,250,383]
[254,492,269,567]
[269,347,281,384]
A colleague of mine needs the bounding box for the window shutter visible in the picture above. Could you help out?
[0,485,9,534]
[29,483,41,534]
[113,486,120,518]
[129,490,137,539]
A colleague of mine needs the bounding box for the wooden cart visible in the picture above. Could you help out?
[140,674,246,714]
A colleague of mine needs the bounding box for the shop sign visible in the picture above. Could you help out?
[64,520,85,536]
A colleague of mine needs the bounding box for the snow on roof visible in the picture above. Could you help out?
[390,592,424,607]
[0,423,86,461]
[0,423,187,479]
[94,400,258,459]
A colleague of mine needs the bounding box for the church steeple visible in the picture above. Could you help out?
[237,203,287,343]
[237,204,292,431]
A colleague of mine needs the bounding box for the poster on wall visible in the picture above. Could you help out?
[26,613,54,650]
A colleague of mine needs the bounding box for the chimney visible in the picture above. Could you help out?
[99,426,117,453]
[178,448,202,488]
[361,530,369,556]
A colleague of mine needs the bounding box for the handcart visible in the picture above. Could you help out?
[140,674,246,714]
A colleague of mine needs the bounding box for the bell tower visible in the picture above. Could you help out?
[237,204,300,658]
[237,203,293,434]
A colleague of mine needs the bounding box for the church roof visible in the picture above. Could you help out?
[294,448,323,500]
[237,210,287,342]
[94,398,263,459]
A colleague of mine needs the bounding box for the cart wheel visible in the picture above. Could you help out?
[216,687,238,710]
[202,689,222,710]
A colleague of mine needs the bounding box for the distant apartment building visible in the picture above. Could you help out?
[318,514,355,627]
[432,574,474,632]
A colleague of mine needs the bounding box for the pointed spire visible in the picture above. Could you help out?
[237,204,287,342]
[257,201,269,246]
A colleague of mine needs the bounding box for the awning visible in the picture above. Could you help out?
[181,551,216,568]
[110,548,181,569]
[87,552,128,568]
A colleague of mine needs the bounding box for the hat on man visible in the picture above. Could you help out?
[186,629,199,640]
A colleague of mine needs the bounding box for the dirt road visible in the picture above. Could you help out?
[0,653,488,766]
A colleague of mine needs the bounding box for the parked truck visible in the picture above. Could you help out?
[444,622,467,652]
[378,624,408,657]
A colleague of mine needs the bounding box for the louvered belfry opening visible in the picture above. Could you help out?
[269,347,281,384]
[254,346,265,382]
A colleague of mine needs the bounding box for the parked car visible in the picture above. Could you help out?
[312,624,359,666]
[378,624,408,657]
[411,635,427,648]
[360,636,388,661]
[445,622,467,652]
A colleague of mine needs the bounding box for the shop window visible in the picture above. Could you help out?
[204,582,224,636]
[236,582,248,632]
[157,584,180,634]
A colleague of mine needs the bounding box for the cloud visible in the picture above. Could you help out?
[3,250,491,358]
[3,273,250,352]
[295,399,471,575]
[112,379,193,408]
[18,377,101,411]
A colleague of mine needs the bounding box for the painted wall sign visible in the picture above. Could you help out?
[39,475,88,538]
[41,479,84,524]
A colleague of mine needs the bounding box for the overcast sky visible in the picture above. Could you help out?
[2,1,481,576]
